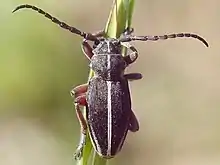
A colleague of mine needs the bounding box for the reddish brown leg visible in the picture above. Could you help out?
[73,94,88,160]
[81,30,105,60]
[128,110,139,132]
[71,84,88,159]
[75,95,87,134]
[81,40,94,60]
[70,83,88,98]
[122,42,138,65]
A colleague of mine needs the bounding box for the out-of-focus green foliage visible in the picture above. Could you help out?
[1,0,88,156]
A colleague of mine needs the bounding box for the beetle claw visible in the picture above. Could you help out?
[73,133,86,160]
[73,147,83,160]
[70,90,75,98]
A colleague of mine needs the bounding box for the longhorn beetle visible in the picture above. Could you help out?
[13,4,209,159]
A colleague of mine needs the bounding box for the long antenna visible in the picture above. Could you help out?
[12,4,97,41]
[120,33,209,47]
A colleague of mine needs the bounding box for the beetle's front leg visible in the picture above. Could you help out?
[81,30,105,60]
[81,40,94,60]
[73,94,88,160]
[122,42,138,65]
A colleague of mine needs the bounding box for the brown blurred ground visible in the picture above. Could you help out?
[0,0,219,165]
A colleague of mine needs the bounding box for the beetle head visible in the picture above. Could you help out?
[93,38,122,55]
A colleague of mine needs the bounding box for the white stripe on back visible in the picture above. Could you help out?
[107,51,112,156]
[107,81,112,156]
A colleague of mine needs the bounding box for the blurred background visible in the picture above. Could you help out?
[0,0,219,165]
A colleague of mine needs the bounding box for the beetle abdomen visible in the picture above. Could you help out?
[86,76,131,158]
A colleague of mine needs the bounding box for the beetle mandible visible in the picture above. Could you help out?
[13,4,209,159]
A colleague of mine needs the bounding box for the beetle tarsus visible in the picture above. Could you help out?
[74,133,86,160]
[74,146,83,160]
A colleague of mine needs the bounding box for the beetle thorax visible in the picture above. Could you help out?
[90,54,126,81]
[90,38,126,81]
[92,38,122,55]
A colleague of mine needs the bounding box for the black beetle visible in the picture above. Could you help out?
[13,4,209,159]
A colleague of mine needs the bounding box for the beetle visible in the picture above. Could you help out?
[13,4,209,159]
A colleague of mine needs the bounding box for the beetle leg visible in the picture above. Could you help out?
[81,40,94,60]
[81,30,105,60]
[70,84,88,98]
[74,131,87,160]
[122,42,138,65]
[73,95,88,160]
[124,73,142,81]
[128,110,139,132]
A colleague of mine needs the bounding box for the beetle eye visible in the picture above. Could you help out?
[94,40,100,46]
[114,41,121,46]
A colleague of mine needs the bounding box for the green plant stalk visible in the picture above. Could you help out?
[76,0,135,165]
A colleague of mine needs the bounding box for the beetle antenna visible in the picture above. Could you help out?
[12,4,97,40]
[120,33,209,47]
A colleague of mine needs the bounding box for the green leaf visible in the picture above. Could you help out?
[126,0,135,28]
[92,153,107,165]
[105,0,127,38]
